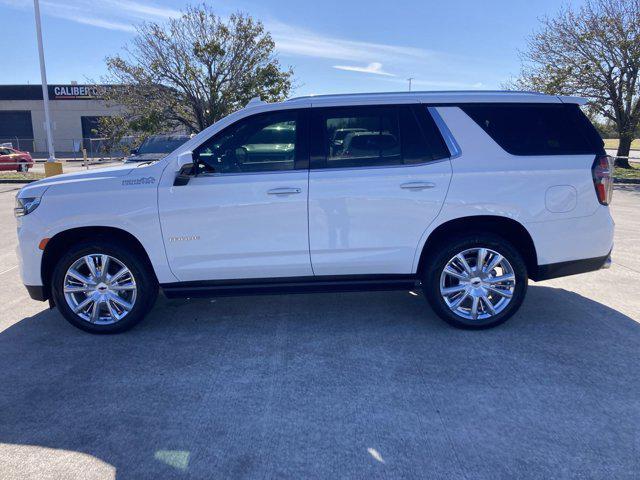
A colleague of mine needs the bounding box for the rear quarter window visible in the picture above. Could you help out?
[460,103,605,156]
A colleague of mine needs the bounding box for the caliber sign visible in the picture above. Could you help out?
[51,85,100,100]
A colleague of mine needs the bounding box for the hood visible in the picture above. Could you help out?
[125,152,167,162]
[18,163,136,199]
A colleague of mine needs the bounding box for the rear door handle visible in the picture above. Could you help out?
[267,187,302,195]
[400,181,435,190]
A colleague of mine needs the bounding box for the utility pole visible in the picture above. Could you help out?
[33,0,61,175]
[407,77,414,92]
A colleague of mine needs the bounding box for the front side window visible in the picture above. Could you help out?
[195,111,298,174]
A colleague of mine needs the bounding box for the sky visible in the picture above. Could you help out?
[0,0,587,96]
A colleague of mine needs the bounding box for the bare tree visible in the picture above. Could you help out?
[102,5,293,134]
[511,0,640,168]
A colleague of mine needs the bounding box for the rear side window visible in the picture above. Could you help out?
[311,105,450,169]
[401,105,449,164]
[323,107,402,168]
[460,103,605,156]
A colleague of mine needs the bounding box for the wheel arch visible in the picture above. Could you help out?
[416,215,538,277]
[41,226,157,301]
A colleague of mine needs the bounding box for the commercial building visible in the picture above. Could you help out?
[0,84,122,156]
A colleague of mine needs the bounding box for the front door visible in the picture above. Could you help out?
[158,109,313,282]
[308,104,453,276]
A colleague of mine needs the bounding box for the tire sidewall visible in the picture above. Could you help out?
[423,233,528,329]
[51,240,157,334]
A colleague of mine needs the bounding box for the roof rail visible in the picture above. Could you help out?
[286,90,545,101]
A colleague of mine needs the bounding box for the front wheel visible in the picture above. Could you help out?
[17,162,28,173]
[51,240,158,333]
[422,234,528,329]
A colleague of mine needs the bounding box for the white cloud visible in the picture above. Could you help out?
[101,0,180,20]
[268,21,431,64]
[0,0,503,89]
[39,1,137,32]
[1,0,180,32]
[267,20,496,89]
[333,62,395,77]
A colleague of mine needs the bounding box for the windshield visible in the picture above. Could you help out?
[137,136,188,154]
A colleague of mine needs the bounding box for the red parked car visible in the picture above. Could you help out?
[0,147,34,172]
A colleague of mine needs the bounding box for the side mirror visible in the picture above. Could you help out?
[130,148,138,155]
[176,151,194,171]
[174,151,195,186]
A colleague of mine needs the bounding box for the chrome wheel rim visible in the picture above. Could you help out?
[63,254,137,325]
[439,247,516,321]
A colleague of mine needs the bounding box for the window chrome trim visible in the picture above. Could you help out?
[427,106,462,159]
[309,156,451,174]
[194,168,303,178]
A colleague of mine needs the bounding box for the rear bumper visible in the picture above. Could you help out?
[25,284,47,301]
[531,251,612,281]
[525,206,614,267]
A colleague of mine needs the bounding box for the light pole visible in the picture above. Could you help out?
[407,77,414,92]
[33,0,62,175]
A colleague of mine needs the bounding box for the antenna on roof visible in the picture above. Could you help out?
[247,96,265,106]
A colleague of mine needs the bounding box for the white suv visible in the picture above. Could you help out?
[15,91,614,333]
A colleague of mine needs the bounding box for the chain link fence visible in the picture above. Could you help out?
[0,136,138,162]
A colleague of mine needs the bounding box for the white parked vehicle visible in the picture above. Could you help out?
[15,91,614,333]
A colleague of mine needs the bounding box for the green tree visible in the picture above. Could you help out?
[510,0,640,168]
[103,4,293,134]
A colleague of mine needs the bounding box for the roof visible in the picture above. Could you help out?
[284,90,587,106]
[174,90,588,159]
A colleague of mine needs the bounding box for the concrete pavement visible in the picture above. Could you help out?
[0,185,638,479]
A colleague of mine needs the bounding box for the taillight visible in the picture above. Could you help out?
[592,155,614,206]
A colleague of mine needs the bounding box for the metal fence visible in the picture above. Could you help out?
[0,136,137,161]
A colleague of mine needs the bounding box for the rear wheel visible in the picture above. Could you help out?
[51,240,157,333]
[422,233,528,329]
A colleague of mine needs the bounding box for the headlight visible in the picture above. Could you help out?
[14,197,41,217]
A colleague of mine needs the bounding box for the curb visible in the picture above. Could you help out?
[613,178,640,184]
[0,179,39,184]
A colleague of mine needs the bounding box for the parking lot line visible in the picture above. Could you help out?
[0,265,17,275]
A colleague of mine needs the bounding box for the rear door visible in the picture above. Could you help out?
[308,104,452,276]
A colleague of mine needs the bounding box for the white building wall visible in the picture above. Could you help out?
[0,99,122,153]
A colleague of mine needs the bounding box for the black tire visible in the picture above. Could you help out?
[51,240,158,334]
[17,162,28,173]
[422,233,528,329]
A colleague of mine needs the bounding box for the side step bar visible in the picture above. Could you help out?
[161,275,420,299]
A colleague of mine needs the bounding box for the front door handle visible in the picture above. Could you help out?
[267,187,302,195]
[400,181,435,190]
